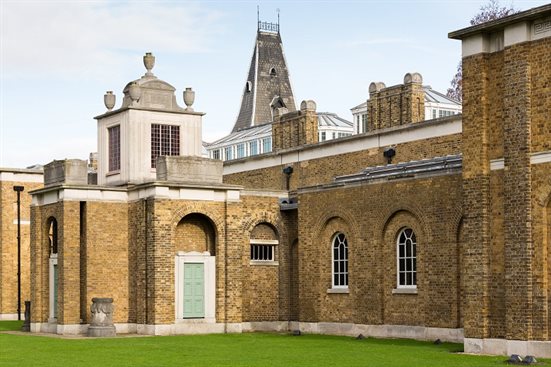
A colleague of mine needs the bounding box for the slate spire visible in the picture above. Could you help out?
[232,20,296,132]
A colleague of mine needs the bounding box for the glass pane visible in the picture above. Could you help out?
[406,272,412,285]
[399,259,405,272]
[399,244,404,258]
[406,259,412,271]
[399,273,405,285]
[406,243,411,257]
[413,272,417,285]
[413,258,416,271]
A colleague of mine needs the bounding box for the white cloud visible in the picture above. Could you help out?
[1,0,224,80]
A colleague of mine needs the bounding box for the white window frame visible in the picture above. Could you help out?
[249,239,279,265]
[249,141,258,156]
[396,228,417,289]
[331,233,348,289]
[236,143,245,158]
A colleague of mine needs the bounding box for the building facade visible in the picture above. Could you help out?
[23,5,551,358]
[0,168,43,319]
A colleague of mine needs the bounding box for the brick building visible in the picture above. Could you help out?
[0,168,43,319]
[24,5,551,358]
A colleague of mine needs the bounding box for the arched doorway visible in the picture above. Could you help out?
[174,213,216,322]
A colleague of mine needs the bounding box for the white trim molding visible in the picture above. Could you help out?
[490,150,551,171]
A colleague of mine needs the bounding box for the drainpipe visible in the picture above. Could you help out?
[13,186,24,321]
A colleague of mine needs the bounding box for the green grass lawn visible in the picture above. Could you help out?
[0,321,548,367]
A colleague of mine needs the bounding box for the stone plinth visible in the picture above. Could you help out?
[156,156,223,184]
[44,159,88,186]
[88,298,116,337]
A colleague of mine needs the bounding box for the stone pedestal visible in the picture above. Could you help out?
[88,298,116,337]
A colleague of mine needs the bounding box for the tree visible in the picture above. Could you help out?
[446,0,519,102]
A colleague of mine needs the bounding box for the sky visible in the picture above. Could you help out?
[1,0,549,168]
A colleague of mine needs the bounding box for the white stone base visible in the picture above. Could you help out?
[29,322,87,334]
[464,338,551,358]
[28,320,462,343]
[0,313,19,320]
[294,322,464,343]
[242,321,290,332]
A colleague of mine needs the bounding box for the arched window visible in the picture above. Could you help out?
[245,81,252,93]
[250,223,278,263]
[269,67,277,77]
[397,228,416,288]
[49,219,58,255]
[332,233,348,288]
[47,217,58,320]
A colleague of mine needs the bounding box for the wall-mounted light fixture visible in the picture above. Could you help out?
[283,166,293,190]
[383,147,396,164]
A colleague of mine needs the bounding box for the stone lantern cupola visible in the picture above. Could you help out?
[94,52,205,186]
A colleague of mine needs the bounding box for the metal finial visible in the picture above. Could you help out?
[277,8,280,33]
[257,5,260,30]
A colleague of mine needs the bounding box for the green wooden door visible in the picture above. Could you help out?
[183,263,204,318]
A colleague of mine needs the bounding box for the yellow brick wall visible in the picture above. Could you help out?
[224,132,461,190]
[0,180,42,317]
[296,173,463,326]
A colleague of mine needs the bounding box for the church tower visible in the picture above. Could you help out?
[232,18,296,132]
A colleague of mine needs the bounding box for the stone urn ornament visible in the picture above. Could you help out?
[143,52,155,76]
[183,87,195,112]
[104,91,116,111]
[128,82,141,105]
[88,297,116,337]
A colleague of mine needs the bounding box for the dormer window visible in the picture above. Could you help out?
[269,67,277,77]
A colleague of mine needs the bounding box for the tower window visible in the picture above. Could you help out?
[246,81,252,93]
[108,125,120,172]
[269,68,277,77]
[151,124,180,168]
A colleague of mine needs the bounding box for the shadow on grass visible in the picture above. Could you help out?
[0,320,23,331]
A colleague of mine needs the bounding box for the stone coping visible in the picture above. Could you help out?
[449,4,551,39]
[94,106,205,120]
[29,180,244,196]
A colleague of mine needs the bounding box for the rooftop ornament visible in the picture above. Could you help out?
[104,91,115,111]
[184,87,195,112]
[143,52,155,76]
